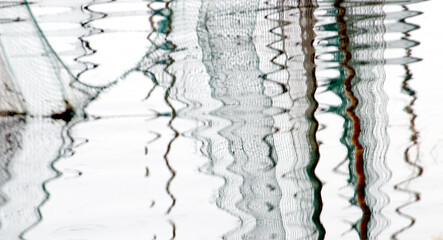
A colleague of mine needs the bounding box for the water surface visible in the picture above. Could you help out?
[1,0,443,239]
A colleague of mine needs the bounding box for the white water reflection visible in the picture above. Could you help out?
[1,0,443,240]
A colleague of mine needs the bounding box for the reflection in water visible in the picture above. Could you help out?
[0,0,428,239]
[138,0,178,216]
[334,2,372,239]
[320,1,421,239]
[0,1,96,238]
[334,2,391,239]
[0,117,66,239]
[197,1,286,239]
[392,5,423,239]
[0,1,99,116]
[255,0,324,238]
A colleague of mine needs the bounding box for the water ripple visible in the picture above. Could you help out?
[0,0,429,239]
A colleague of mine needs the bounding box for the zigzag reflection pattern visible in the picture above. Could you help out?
[0,0,425,239]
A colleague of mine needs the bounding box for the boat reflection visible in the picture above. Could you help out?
[0,0,426,239]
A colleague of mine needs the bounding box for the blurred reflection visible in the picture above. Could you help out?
[0,1,90,239]
[0,1,98,117]
[0,0,426,239]
[197,1,285,239]
[196,0,326,239]
[0,116,66,239]
[334,1,388,239]
[318,1,422,239]
[255,0,324,239]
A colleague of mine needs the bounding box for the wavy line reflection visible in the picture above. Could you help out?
[316,1,422,239]
[334,2,372,239]
[0,0,169,238]
[197,1,285,239]
[0,1,97,239]
[0,0,427,239]
[256,0,325,239]
[392,5,423,239]
[196,0,327,239]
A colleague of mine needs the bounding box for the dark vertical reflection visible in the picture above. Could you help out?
[331,1,397,239]
[144,0,178,216]
[139,0,178,236]
[334,2,371,239]
[323,1,422,239]
[297,1,325,238]
[392,5,423,239]
[154,0,178,218]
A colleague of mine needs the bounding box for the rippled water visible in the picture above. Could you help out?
[1,0,443,239]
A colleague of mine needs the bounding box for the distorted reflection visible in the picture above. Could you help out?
[0,0,431,239]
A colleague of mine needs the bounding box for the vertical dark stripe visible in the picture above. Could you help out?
[298,0,325,239]
[147,0,178,217]
[161,1,178,216]
[334,1,370,239]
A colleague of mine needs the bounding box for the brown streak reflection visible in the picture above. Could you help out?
[298,0,325,238]
[334,1,370,239]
